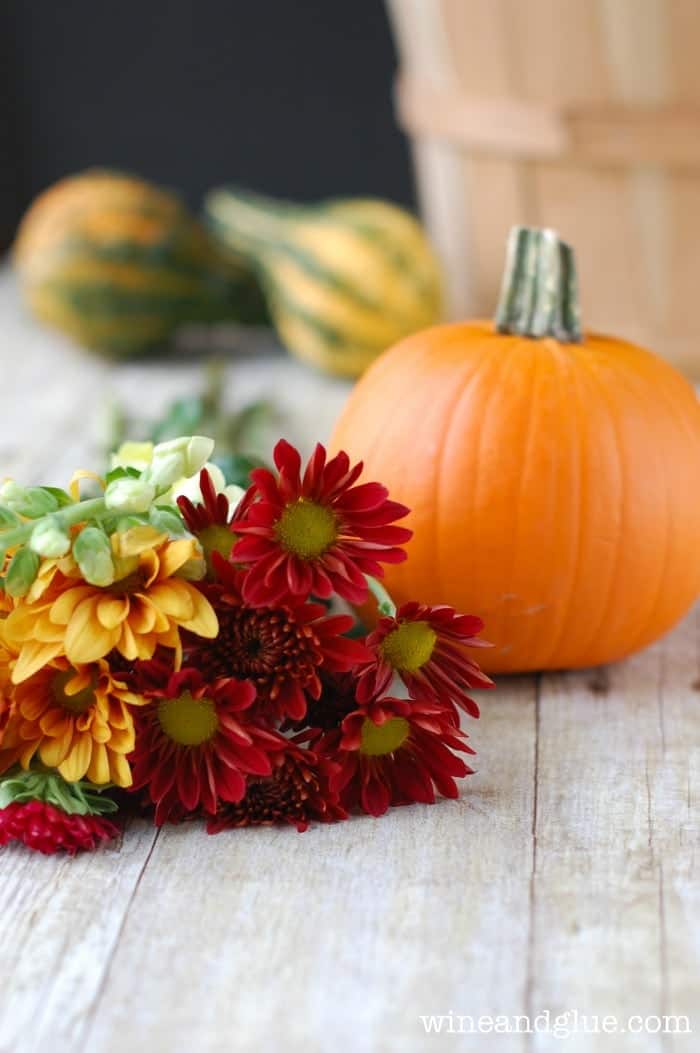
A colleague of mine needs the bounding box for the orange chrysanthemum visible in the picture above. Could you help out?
[0,657,147,786]
[2,527,218,683]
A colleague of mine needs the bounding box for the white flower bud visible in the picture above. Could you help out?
[105,476,156,514]
[151,436,215,477]
[29,517,71,557]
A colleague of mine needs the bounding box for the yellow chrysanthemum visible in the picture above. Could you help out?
[0,657,146,786]
[3,527,218,683]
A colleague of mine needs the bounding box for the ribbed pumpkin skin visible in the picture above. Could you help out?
[331,323,700,673]
[14,170,265,356]
[204,188,443,378]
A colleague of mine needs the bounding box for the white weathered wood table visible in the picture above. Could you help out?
[0,268,698,1053]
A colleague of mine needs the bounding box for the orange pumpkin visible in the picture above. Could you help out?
[331,227,700,674]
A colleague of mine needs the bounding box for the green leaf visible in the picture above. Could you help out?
[149,396,205,443]
[5,547,40,596]
[0,767,120,815]
[212,452,266,488]
[105,465,142,484]
[41,486,74,509]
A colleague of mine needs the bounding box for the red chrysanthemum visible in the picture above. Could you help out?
[0,801,119,855]
[293,669,360,732]
[232,440,412,606]
[177,469,237,570]
[207,739,346,833]
[129,667,284,824]
[189,561,369,723]
[356,602,493,719]
[319,694,476,817]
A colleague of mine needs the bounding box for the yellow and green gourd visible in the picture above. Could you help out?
[204,188,443,377]
[14,170,267,356]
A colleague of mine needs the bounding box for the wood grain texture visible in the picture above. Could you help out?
[0,267,698,1051]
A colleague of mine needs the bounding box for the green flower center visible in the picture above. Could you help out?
[380,621,437,672]
[52,669,97,714]
[198,524,236,569]
[275,499,338,559]
[360,716,410,757]
[157,691,219,747]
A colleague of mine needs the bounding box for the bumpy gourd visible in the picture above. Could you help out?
[204,188,443,378]
[332,227,700,673]
[14,170,266,356]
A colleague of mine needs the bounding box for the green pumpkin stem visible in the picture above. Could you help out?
[495,226,582,343]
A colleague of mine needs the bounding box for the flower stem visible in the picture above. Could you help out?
[365,575,397,618]
[0,497,109,554]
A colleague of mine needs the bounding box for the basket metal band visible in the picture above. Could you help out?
[395,75,700,170]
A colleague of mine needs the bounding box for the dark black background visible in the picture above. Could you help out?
[0,0,414,252]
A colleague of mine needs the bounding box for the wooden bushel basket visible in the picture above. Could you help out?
[388,0,700,376]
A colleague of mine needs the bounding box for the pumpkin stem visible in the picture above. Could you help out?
[494,226,582,343]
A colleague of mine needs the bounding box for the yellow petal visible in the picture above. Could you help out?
[39,732,72,768]
[181,586,218,639]
[87,742,111,784]
[125,596,157,634]
[110,751,133,788]
[96,595,129,630]
[49,586,97,626]
[57,733,92,781]
[118,621,156,662]
[158,538,198,580]
[108,723,135,754]
[148,580,195,621]
[3,603,51,642]
[112,526,166,558]
[12,642,64,684]
[64,599,119,664]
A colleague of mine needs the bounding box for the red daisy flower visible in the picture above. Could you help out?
[232,439,412,606]
[177,468,237,570]
[0,801,119,855]
[189,561,369,723]
[356,602,493,719]
[206,739,346,833]
[319,694,476,817]
[293,669,360,732]
[129,667,284,825]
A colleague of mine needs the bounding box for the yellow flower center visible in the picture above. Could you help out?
[360,716,410,757]
[380,621,437,672]
[275,500,337,559]
[52,669,97,714]
[157,691,219,746]
[198,524,236,567]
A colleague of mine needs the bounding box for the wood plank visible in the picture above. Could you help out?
[0,821,160,1053]
[529,611,699,1052]
[78,680,537,1053]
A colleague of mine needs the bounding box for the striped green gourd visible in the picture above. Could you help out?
[204,187,443,378]
[14,170,267,357]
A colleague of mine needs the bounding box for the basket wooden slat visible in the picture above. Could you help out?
[388,0,700,375]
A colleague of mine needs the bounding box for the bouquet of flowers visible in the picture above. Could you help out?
[0,436,492,854]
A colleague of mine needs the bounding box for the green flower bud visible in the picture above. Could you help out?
[105,476,156,514]
[73,527,116,586]
[29,516,71,557]
[0,482,59,519]
[0,505,20,529]
[5,547,40,596]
